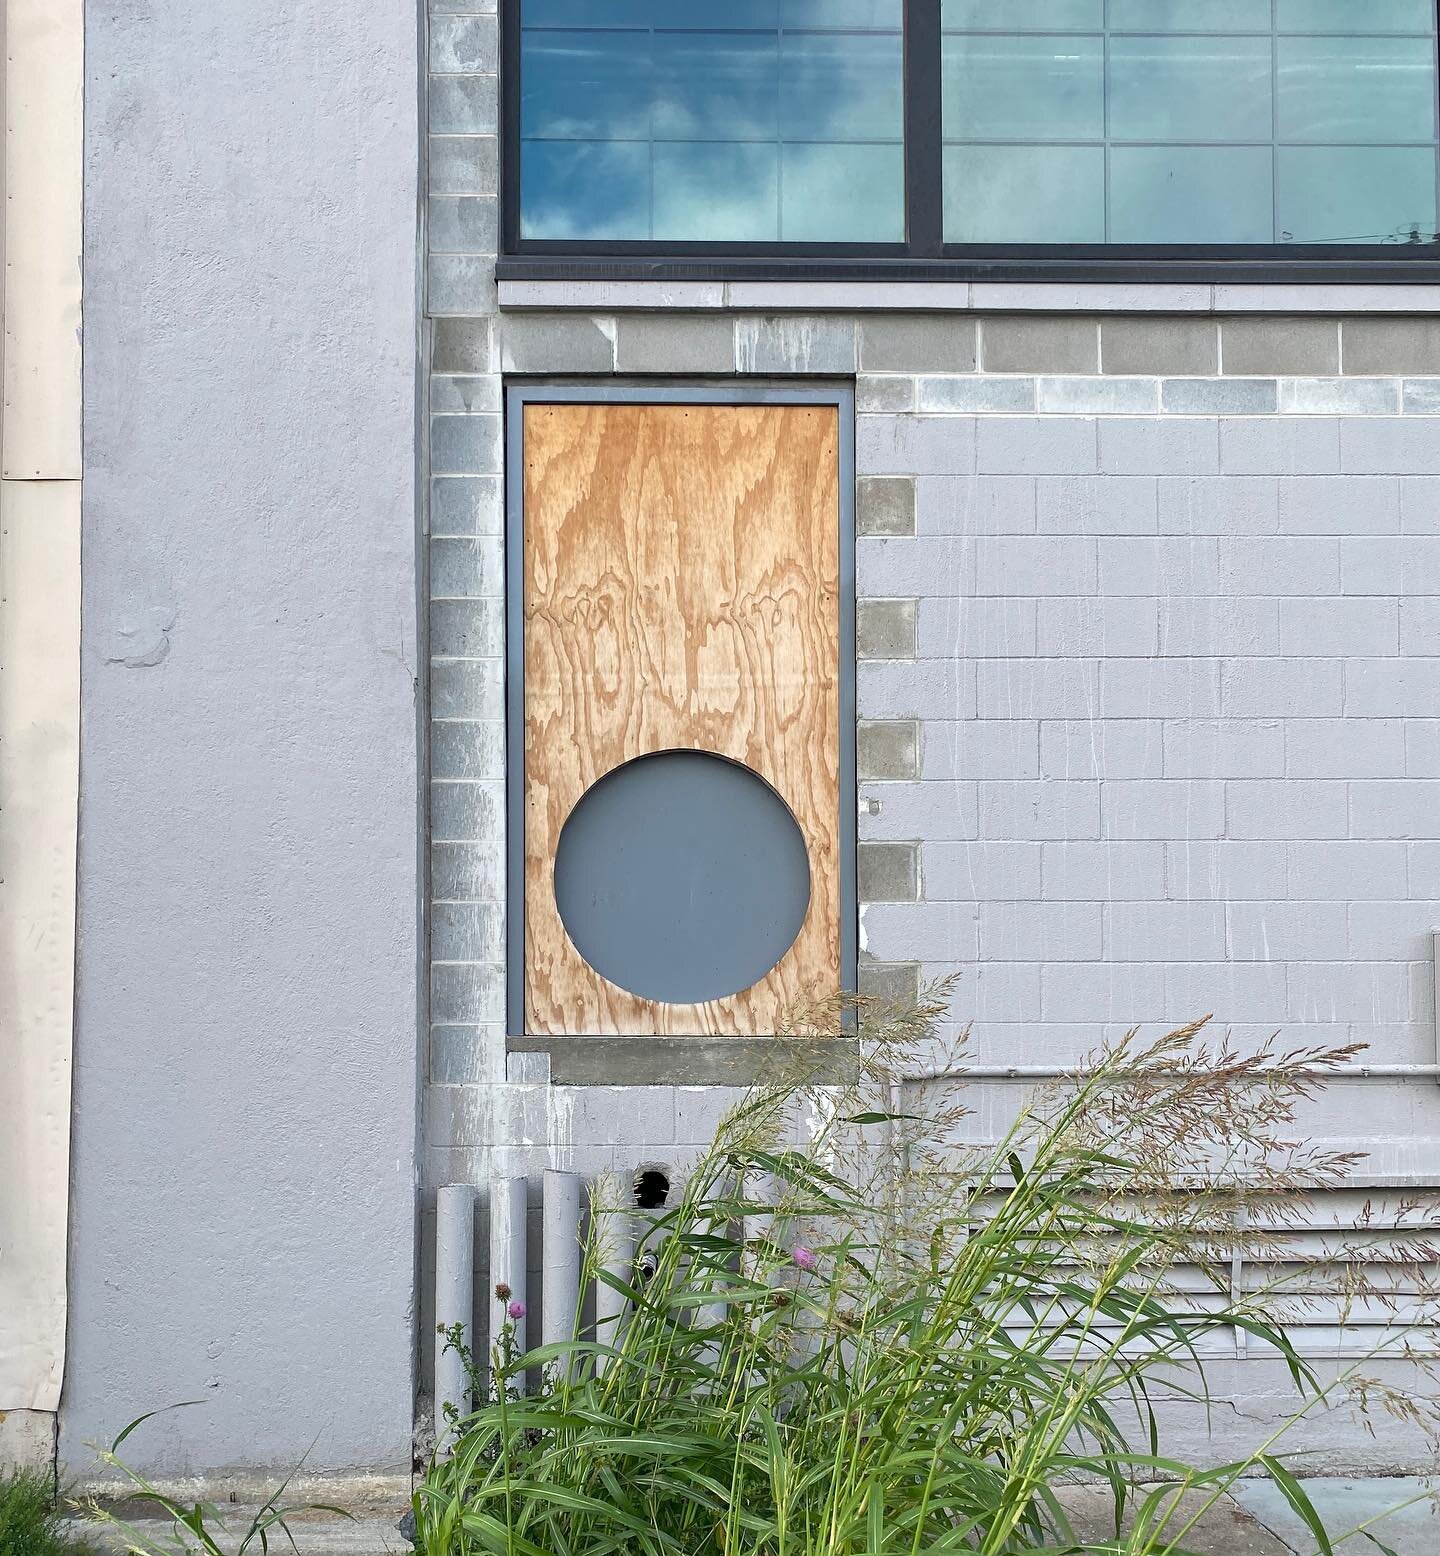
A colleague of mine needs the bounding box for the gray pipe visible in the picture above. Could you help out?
[434,1184,475,1446]
[593,1193,635,1376]
[542,1170,583,1358]
[489,1175,528,1387]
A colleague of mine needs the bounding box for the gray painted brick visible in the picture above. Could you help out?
[1278,598,1398,656]
[1099,418,1219,475]
[857,960,920,1005]
[429,74,499,134]
[430,962,504,1024]
[1341,536,1440,594]
[734,315,856,374]
[430,781,504,842]
[429,135,497,196]
[428,255,498,314]
[1221,318,1340,376]
[1106,901,1226,961]
[923,720,1039,780]
[857,376,916,413]
[857,475,916,535]
[1035,597,1157,657]
[975,659,1100,719]
[1347,659,1440,717]
[1101,318,1218,376]
[919,376,1036,414]
[918,474,1037,534]
[981,317,1098,374]
[1401,378,1440,414]
[858,720,919,780]
[1401,477,1440,533]
[1039,962,1167,1022]
[1098,536,1220,595]
[430,195,498,253]
[614,315,735,373]
[1041,841,1166,900]
[429,14,497,72]
[917,598,1037,657]
[1290,840,1408,900]
[864,901,979,961]
[858,416,976,476]
[1407,841,1440,895]
[1101,660,1221,718]
[430,720,505,780]
[431,902,504,963]
[925,841,1043,901]
[980,901,1102,961]
[1401,597,1440,653]
[431,375,502,415]
[1102,780,1225,839]
[1406,718,1440,773]
[431,474,502,534]
[976,417,1098,475]
[1040,720,1164,780]
[1341,418,1440,476]
[1162,379,1278,416]
[1168,962,1288,1023]
[1163,719,1285,778]
[858,659,976,719]
[1157,476,1279,536]
[1277,476,1401,535]
[1228,780,1348,839]
[431,598,503,659]
[1220,417,1341,475]
[1218,536,1340,595]
[974,536,1096,596]
[1277,378,1398,416]
[1036,475,1157,535]
[1167,840,1288,901]
[858,842,919,902]
[979,781,1101,840]
[1347,900,1440,960]
[500,314,614,372]
[1158,598,1280,655]
[860,316,977,373]
[857,598,917,659]
[1286,961,1421,1024]
[861,781,979,841]
[1228,903,1349,962]
[1343,318,1440,376]
[1221,659,1344,718]
[1037,377,1158,415]
[859,537,973,596]
[430,535,503,597]
[1288,717,1405,779]
[431,657,502,720]
[431,840,504,900]
[432,317,493,373]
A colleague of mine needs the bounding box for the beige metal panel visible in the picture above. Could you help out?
[2,0,83,479]
[0,479,81,1409]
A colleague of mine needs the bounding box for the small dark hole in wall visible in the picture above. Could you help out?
[634,1167,670,1209]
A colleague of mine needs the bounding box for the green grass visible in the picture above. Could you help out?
[0,1472,98,1556]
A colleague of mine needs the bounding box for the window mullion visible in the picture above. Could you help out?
[904,0,945,256]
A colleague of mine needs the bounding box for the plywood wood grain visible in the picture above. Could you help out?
[523,402,841,1036]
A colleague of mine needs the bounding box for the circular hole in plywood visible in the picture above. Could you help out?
[553,750,811,1006]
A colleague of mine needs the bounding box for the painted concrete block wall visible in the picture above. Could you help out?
[66,1,421,1483]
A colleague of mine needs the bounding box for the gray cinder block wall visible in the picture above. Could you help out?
[422,0,1440,1471]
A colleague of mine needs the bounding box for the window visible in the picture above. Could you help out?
[500,0,1440,272]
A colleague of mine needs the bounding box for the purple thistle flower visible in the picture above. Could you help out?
[507,1299,527,1321]
[792,1246,820,1274]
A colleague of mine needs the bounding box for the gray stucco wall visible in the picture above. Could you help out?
[65,0,422,1481]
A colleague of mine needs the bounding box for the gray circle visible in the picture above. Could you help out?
[553,750,812,1005]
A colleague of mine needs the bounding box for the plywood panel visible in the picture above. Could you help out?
[523,401,841,1036]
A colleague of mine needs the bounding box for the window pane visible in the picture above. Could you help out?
[943,36,1104,141]
[652,34,778,141]
[1109,0,1270,28]
[1277,146,1437,243]
[780,33,904,142]
[653,144,779,240]
[1110,146,1274,243]
[942,0,1102,27]
[1278,37,1438,143]
[945,145,1105,241]
[783,144,905,240]
[521,33,651,140]
[783,0,903,27]
[1108,37,1273,143]
[520,141,649,238]
[1276,0,1435,32]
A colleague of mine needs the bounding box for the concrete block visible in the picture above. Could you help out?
[858,659,976,719]
[980,901,1101,961]
[1041,841,1165,900]
[614,315,735,374]
[864,901,979,961]
[1101,318,1218,376]
[1342,536,1440,595]
[859,536,973,595]
[858,841,919,902]
[856,598,917,659]
[919,377,1036,414]
[1219,535,1340,595]
[1347,660,1440,717]
[1288,717,1405,779]
[734,315,856,374]
[981,317,1098,374]
[858,376,916,413]
[1167,840,1288,901]
[858,416,976,476]
[1401,378,1440,413]
[1035,597,1157,657]
[861,781,979,841]
[1408,840,1440,896]
[1039,962,1167,1022]
[1098,536,1220,595]
[431,838,504,898]
[1103,780,1225,839]
[1226,903,1348,962]
[1220,417,1341,475]
[1221,659,1344,718]
[1163,719,1285,778]
[918,474,1037,535]
[1290,840,1408,900]
[1401,477,1440,533]
[1401,597,1440,653]
[860,315,977,373]
[1163,379,1277,415]
[428,252,495,313]
[924,841,1043,901]
[1228,780,1348,839]
[923,720,1039,780]
[978,781,1101,840]
[857,959,920,1006]
[1341,418,1440,475]
[1040,720,1164,780]
[1278,598,1397,656]
[1277,476,1401,535]
[432,375,502,415]
[430,14,497,72]
[1166,961,1288,1023]
[1278,378,1398,416]
[500,314,614,373]
[1157,476,1279,536]
[975,659,1100,719]
[430,534,503,597]
[430,195,498,254]
[431,598,503,659]
[1106,901,1226,961]
[1343,317,1440,376]
[857,475,916,535]
[430,720,505,780]
[1406,717,1440,773]
[918,597,1037,657]
[1101,660,1221,718]
[1347,899,1440,959]
[976,417,1098,475]
[974,535,1096,595]
[429,134,498,196]
[506,1050,550,1085]
[1036,475,1157,535]
[429,74,499,134]
[431,901,504,963]
[431,474,502,535]
[430,780,504,842]
[1287,961,1422,1024]
[1037,377,1158,415]
[858,719,919,779]
[1220,318,1340,376]
[430,961,504,1024]
[1099,418,1219,475]
[432,657,503,720]
[433,317,493,373]
[1158,598,1280,656]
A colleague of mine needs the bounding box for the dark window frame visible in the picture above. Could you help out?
[497,0,1440,283]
